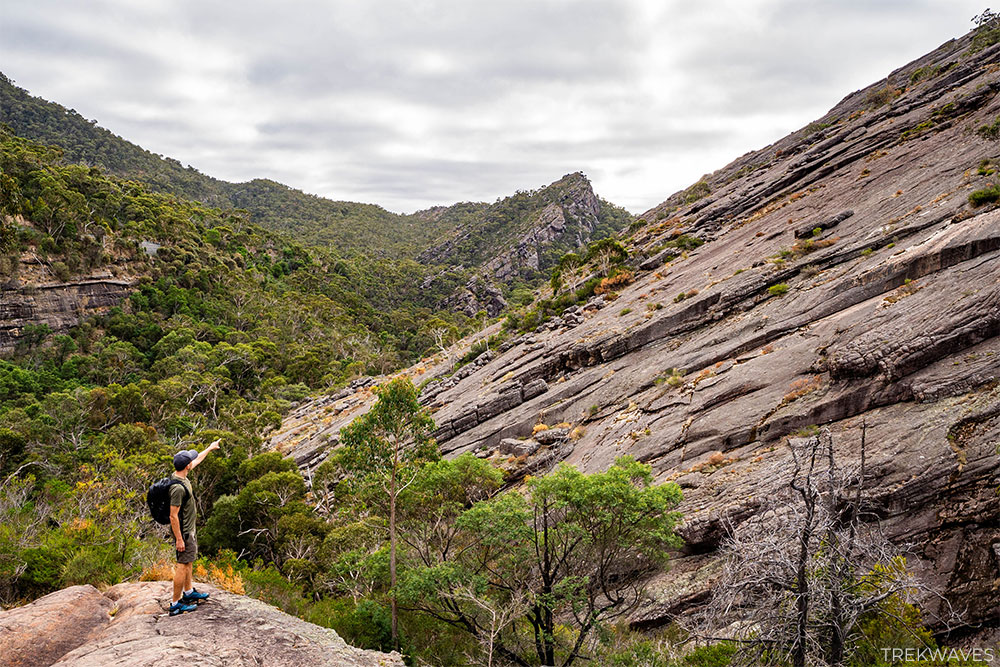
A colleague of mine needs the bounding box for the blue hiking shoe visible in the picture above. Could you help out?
[168,600,198,616]
[181,588,210,603]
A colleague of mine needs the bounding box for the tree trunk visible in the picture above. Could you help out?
[390,442,399,651]
[795,530,809,667]
[794,492,815,667]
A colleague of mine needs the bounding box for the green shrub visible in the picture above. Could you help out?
[664,234,704,251]
[969,185,1000,207]
[909,65,941,84]
[865,85,901,109]
[50,261,71,282]
[978,117,1000,141]
[683,180,711,204]
[768,283,789,297]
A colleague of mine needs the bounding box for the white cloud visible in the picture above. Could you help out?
[0,0,986,213]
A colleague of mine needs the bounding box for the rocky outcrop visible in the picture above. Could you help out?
[476,178,603,285]
[0,273,134,352]
[438,279,508,317]
[0,581,403,667]
[273,29,1000,642]
[419,172,616,315]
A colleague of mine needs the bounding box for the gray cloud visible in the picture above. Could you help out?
[0,0,985,214]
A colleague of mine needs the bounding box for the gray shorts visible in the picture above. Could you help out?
[175,532,198,564]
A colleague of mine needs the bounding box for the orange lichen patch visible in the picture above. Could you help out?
[683,452,739,475]
[782,375,823,403]
[532,423,549,435]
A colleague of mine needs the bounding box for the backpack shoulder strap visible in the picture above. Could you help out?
[168,478,191,525]
[168,477,190,500]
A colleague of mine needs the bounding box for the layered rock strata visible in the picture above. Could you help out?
[271,30,1000,641]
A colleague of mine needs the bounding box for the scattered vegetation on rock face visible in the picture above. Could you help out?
[655,368,686,388]
[768,283,790,297]
[910,64,943,84]
[683,180,711,204]
[864,84,902,109]
[673,289,699,303]
[977,117,1000,141]
[663,233,704,251]
[968,184,1000,206]
[782,374,823,403]
[970,8,1000,52]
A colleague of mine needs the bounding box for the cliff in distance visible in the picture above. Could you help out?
[269,28,1000,642]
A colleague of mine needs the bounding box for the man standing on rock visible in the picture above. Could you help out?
[168,439,220,616]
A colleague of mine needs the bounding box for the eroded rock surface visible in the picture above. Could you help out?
[272,30,1000,641]
[0,275,134,353]
[0,582,403,667]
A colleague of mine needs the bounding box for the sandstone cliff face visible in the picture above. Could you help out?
[0,581,404,667]
[0,270,134,353]
[272,32,1000,640]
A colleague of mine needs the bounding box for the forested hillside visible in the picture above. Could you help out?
[0,73,459,257]
[0,127,482,611]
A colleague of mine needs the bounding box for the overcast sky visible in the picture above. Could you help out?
[0,1,985,213]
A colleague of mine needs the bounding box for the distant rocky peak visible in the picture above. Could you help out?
[419,171,630,316]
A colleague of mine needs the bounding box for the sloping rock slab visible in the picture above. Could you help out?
[0,582,403,667]
[0,585,112,667]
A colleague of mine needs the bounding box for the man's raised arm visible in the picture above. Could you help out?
[189,439,221,470]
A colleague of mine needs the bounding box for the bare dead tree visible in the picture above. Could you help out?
[690,425,959,667]
[430,326,457,369]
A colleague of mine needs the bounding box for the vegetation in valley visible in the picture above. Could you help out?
[0,129,477,610]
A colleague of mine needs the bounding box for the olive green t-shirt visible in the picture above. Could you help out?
[169,473,196,537]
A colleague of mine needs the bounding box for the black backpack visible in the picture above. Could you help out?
[147,477,189,525]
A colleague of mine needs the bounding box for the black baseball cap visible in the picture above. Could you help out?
[173,449,198,471]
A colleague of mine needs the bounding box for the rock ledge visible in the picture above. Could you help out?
[0,581,404,667]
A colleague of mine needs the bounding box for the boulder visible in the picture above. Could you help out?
[534,427,570,445]
[0,585,112,667]
[522,378,548,400]
[500,438,540,457]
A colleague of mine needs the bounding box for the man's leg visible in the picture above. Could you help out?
[183,562,193,592]
[172,562,186,603]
